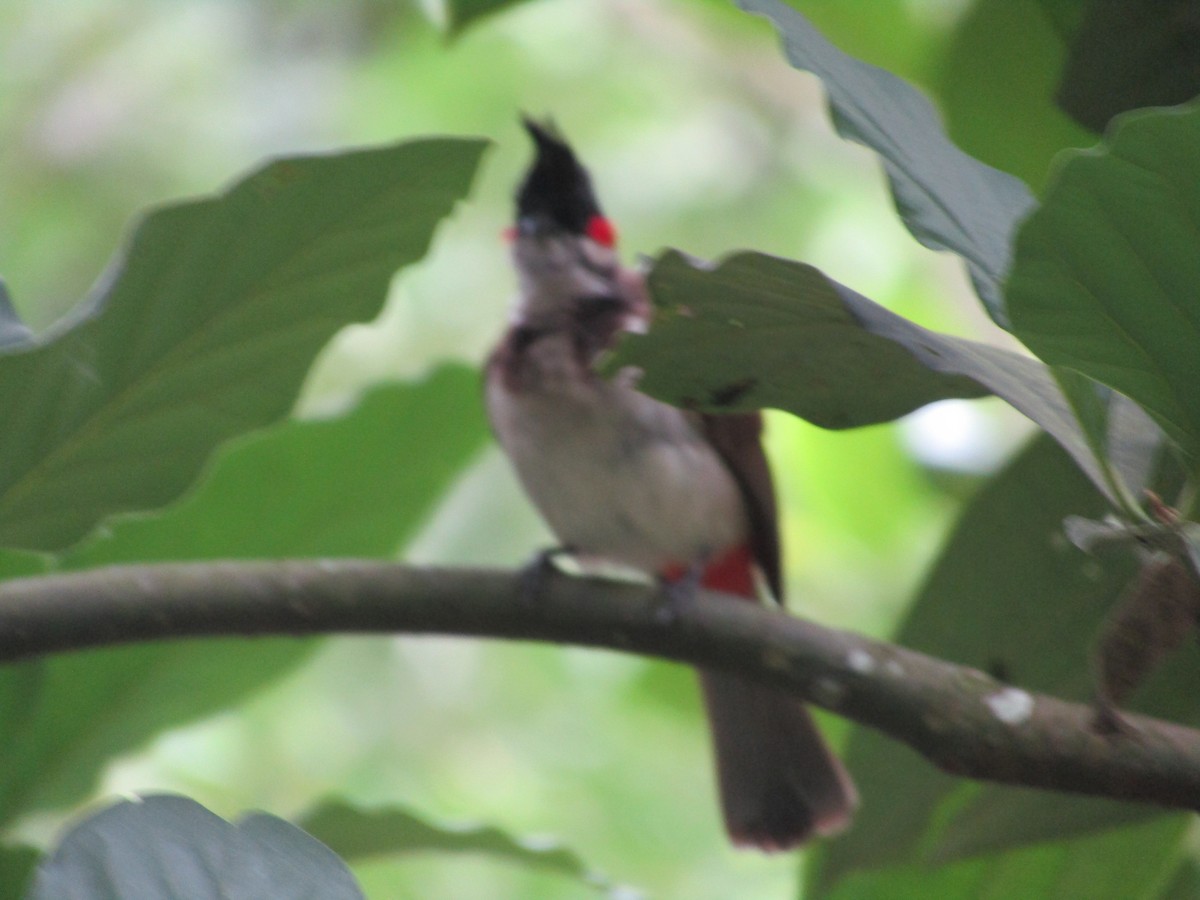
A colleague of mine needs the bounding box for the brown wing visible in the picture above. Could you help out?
[699,412,784,604]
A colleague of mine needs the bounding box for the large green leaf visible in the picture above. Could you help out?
[934,0,1094,190]
[0,368,484,824]
[0,640,315,825]
[300,800,611,892]
[0,843,38,899]
[29,795,362,900]
[0,137,486,552]
[1058,0,1200,132]
[64,366,486,567]
[1007,102,1200,466]
[616,250,1151,504]
[820,813,1187,900]
[737,0,1036,324]
[812,433,1196,892]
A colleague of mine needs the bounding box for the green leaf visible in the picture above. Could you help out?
[929,791,1165,864]
[0,369,486,825]
[63,366,487,566]
[1058,0,1200,132]
[812,434,1179,891]
[1051,368,1164,511]
[736,0,1036,325]
[935,0,1094,190]
[300,800,611,892]
[0,640,316,825]
[820,813,1188,900]
[0,843,38,899]
[619,250,1139,504]
[1159,855,1200,900]
[622,251,987,426]
[29,794,362,900]
[0,282,32,351]
[0,137,487,552]
[0,549,51,582]
[1007,102,1200,466]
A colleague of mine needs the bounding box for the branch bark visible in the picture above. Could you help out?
[1,559,1198,811]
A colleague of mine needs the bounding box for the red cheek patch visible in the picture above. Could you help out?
[586,214,617,247]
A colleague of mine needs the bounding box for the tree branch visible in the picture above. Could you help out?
[2,560,1198,810]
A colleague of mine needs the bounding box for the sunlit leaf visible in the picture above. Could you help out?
[0,368,485,824]
[737,0,1036,324]
[0,138,486,552]
[29,795,362,900]
[64,366,486,566]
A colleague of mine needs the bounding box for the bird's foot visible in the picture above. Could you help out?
[518,545,576,605]
[655,560,704,625]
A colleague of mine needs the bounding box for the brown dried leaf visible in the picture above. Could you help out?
[1093,553,1200,728]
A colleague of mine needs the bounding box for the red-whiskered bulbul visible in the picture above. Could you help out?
[485,119,857,850]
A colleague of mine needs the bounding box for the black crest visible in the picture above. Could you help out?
[516,118,604,234]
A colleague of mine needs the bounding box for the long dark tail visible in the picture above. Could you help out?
[699,671,857,851]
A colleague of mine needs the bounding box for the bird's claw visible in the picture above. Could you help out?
[656,562,703,625]
[518,545,575,605]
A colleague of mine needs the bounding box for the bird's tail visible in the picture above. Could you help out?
[694,545,858,850]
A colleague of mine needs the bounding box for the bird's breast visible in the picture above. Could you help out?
[487,333,747,572]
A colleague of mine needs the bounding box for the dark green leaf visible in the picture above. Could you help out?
[63,366,486,566]
[1031,0,1090,40]
[621,251,987,426]
[1159,855,1200,900]
[1051,368,1164,506]
[935,0,1094,190]
[0,138,486,552]
[300,800,610,891]
[0,843,38,899]
[736,0,1036,324]
[0,369,485,825]
[1058,0,1200,132]
[819,813,1188,900]
[619,250,1131,503]
[929,791,1166,863]
[1007,102,1200,466]
[0,640,315,825]
[29,794,362,900]
[812,434,1175,890]
[0,282,32,351]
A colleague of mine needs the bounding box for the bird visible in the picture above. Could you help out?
[484,118,857,850]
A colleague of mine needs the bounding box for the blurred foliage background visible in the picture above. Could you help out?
[0,0,1100,896]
